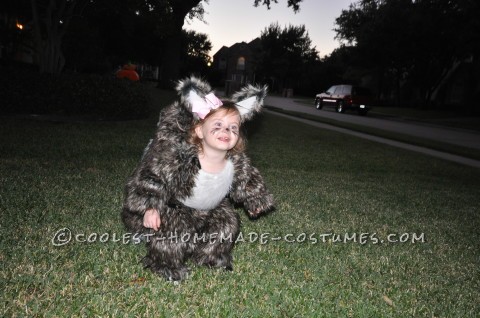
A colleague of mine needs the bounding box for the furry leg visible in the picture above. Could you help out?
[143,205,201,281]
[192,199,240,270]
[143,238,191,282]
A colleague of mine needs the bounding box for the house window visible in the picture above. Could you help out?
[236,57,245,70]
[219,57,227,70]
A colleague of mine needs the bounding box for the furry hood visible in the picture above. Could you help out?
[176,76,268,122]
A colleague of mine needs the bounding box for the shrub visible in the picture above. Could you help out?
[0,65,151,120]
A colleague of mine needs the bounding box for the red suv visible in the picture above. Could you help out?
[315,85,373,115]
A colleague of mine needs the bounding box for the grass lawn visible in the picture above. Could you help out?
[1,106,479,317]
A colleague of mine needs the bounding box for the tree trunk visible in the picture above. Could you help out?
[30,0,86,74]
[38,31,65,74]
[157,18,184,88]
[157,0,201,88]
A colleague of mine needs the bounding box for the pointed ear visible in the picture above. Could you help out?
[231,84,268,121]
[176,76,212,113]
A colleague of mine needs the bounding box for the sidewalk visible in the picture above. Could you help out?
[263,96,480,168]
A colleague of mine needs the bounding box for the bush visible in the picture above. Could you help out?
[0,65,151,120]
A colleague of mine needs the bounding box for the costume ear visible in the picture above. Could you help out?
[176,76,212,113]
[231,84,268,121]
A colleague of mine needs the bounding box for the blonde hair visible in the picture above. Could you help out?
[189,101,246,155]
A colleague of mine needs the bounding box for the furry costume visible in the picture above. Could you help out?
[121,76,274,281]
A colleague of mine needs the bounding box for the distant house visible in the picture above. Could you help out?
[211,38,261,95]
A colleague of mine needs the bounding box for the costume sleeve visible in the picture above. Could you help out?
[121,103,200,232]
[121,142,171,232]
[229,153,274,216]
[121,133,199,232]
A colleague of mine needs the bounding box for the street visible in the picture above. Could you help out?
[264,96,480,168]
[265,96,480,150]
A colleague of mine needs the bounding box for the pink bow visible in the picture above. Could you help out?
[192,93,223,119]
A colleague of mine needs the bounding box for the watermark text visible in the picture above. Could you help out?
[51,228,426,247]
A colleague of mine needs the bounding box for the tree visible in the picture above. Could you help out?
[65,0,173,72]
[334,0,480,107]
[257,22,319,94]
[60,0,212,76]
[157,0,304,87]
[156,0,202,87]
[7,0,304,78]
[254,0,302,12]
[180,30,212,77]
[334,0,415,103]
[30,0,90,74]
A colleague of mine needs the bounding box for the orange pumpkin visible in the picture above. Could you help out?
[116,64,140,81]
[123,64,137,71]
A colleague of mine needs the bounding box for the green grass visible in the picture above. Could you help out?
[1,110,479,317]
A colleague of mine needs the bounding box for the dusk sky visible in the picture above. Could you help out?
[185,0,356,59]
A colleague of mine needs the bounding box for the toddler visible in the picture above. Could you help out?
[122,77,273,281]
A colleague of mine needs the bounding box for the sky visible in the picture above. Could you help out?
[185,0,356,59]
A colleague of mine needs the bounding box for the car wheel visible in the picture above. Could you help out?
[336,101,345,113]
[315,99,323,110]
[358,109,368,116]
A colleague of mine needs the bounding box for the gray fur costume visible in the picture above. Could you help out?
[121,76,274,281]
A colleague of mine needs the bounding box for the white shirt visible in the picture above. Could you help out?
[179,159,234,210]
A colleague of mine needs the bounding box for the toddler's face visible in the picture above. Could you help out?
[195,110,241,153]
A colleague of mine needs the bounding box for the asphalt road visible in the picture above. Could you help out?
[264,96,480,168]
[265,96,480,150]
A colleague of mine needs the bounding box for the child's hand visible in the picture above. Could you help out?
[248,208,262,218]
[143,208,161,231]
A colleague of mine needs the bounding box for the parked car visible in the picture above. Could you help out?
[315,85,373,115]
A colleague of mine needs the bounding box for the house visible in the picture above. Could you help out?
[211,38,261,95]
